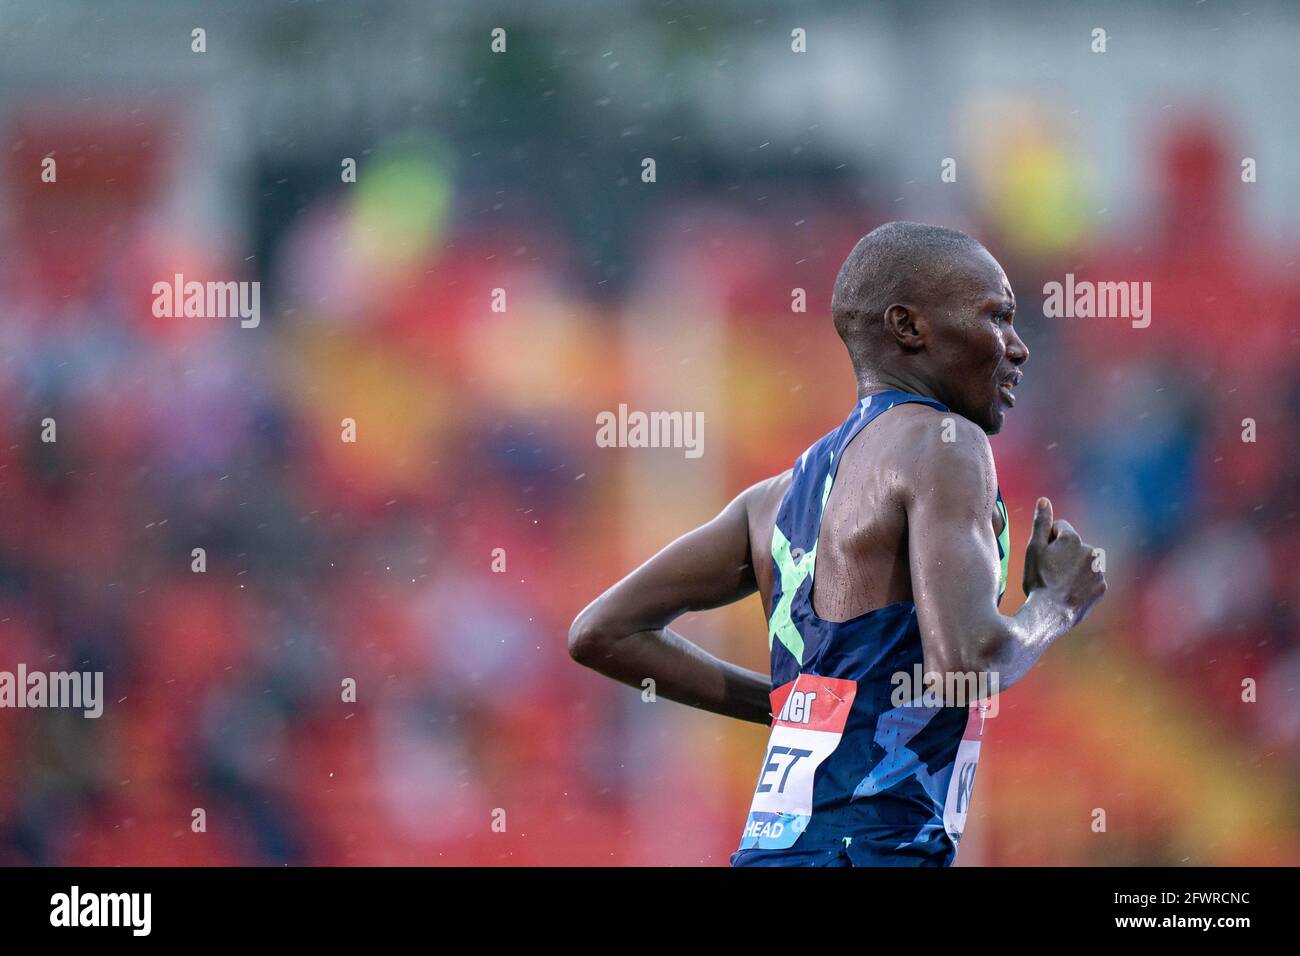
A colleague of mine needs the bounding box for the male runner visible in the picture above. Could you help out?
[569,222,1107,866]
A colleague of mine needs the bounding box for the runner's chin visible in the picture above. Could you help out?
[977,399,1004,436]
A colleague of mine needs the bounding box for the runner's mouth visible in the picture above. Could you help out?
[998,373,1022,407]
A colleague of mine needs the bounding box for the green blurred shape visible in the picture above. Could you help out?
[351,134,453,269]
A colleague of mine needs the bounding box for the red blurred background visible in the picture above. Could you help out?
[0,2,1296,865]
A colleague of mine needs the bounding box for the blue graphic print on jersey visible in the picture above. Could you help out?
[731,390,1007,867]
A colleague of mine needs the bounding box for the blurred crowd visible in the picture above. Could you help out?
[0,94,1296,865]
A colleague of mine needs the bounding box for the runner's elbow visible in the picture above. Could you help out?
[930,629,1007,680]
[568,606,612,665]
[962,628,1012,680]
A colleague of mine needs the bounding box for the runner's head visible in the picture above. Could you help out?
[831,221,1028,434]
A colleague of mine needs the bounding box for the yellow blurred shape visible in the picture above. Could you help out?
[960,94,1095,259]
[288,324,450,494]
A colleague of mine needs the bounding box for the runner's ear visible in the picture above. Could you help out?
[883,303,925,352]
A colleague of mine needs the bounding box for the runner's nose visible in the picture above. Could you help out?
[1006,325,1029,366]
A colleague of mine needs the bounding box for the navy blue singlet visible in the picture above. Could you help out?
[731,390,1008,867]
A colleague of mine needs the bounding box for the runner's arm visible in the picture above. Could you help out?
[905,416,1105,694]
[568,484,773,725]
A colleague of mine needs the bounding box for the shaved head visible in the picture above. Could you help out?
[831,221,986,375]
[828,221,1027,434]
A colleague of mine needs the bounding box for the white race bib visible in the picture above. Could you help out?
[738,675,857,850]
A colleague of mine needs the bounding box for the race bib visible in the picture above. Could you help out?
[941,703,988,846]
[738,675,857,850]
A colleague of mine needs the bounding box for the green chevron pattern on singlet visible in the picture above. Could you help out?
[768,525,811,664]
[767,461,835,666]
[995,496,1010,600]
[771,448,1009,663]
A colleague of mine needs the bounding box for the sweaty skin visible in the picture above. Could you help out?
[569,232,1106,723]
